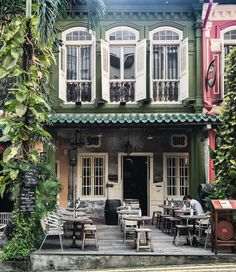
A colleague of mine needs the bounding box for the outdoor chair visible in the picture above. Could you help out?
[39,213,64,251]
[0,212,12,225]
[123,219,138,244]
[204,224,211,250]
[0,224,7,246]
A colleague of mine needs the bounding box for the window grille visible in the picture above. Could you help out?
[165,154,189,197]
[85,136,101,147]
[171,134,187,148]
[81,155,105,197]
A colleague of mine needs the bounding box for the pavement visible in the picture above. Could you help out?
[77,263,236,272]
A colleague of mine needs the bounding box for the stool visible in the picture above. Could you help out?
[173,225,192,247]
[152,211,161,225]
[159,214,171,231]
[168,217,181,236]
[81,224,98,250]
[134,228,152,252]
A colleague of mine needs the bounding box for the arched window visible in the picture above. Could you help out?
[101,27,146,104]
[59,27,95,103]
[149,27,188,103]
[221,27,236,95]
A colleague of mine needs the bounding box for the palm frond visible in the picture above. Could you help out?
[37,0,69,44]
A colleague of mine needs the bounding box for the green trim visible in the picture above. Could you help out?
[50,113,219,124]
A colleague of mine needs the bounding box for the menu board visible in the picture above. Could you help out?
[24,165,37,187]
[19,187,36,212]
[211,199,236,209]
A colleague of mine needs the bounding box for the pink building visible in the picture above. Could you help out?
[202,1,236,182]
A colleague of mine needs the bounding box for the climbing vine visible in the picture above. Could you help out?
[211,48,236,199]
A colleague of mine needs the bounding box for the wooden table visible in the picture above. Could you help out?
[179,214,210,246]
[125,216,152,228]
[61,216,92,248]
[158,205,182,216]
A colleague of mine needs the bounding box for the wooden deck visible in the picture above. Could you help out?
[37,220,214,255]
[32,220,236,271]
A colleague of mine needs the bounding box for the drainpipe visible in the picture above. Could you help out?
[203,0,213,29]
[202,0,214,111]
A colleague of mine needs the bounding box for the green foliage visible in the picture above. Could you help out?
[212,48,236,199]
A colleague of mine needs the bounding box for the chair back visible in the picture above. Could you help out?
[0,213,12,224]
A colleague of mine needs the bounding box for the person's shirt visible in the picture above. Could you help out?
[190,199,204,215]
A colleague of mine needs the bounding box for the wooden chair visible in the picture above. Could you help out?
[134,228,152,252]
[152,211,161,225]
[81,224,98,250]
[123,219,138,244]
[173,224,192,247]
[0,213,12,225]
[39,214,64,251]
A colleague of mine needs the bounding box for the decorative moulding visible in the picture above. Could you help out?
[210,39,222,53]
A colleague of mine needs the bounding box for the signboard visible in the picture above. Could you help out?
[24,165,37,187]
[19,187,36,212]
[211,199,236,210]
[206,59,216,89]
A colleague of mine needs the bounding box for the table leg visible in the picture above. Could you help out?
[70,222,79,248]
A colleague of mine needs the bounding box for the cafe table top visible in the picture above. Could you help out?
[61,215,92,224]
[117,209,140,215]
[179,214,210,220]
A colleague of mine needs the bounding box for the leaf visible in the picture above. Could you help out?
[2,55,17,71]
[0,68,9,78]
[0,182,6,198]
[9,169,19,180]
[3,146,19,162]
[15,103,27,117]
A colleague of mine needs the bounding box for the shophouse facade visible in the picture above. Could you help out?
[202,1,236,183]
[50,0,218,217]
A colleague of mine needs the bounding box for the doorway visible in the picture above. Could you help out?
[122,156,148,215]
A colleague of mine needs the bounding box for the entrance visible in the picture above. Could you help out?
[123,156,148,215]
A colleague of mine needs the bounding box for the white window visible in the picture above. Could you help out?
[221,27,236,96]
[101,27,146,103]
[78,154,107,199]
[59,27,96,103]
[149,27,188,103]
[163,153,189,199]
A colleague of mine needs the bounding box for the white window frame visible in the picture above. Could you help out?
[163,153,189,200]
[77,153,108,200]
[102,27,146,103]
[149,27,188,104]
[220,26,236,97]
[59,27,96,104]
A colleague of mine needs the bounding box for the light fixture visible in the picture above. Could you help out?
[76,131,85,148]
[147,135,153,140]
[125,140,133,156]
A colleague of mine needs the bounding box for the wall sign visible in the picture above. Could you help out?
[206,59,216,89]
[24,165,37,187]
[19,187,36,212]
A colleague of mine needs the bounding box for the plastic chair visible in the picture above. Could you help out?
[39,214,64,251]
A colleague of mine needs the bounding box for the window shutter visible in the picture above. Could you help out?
[149,40,153,100]
[179,38,189,101]
[91,38,96,101]
[135,39,146,101]
[59,45,67,102]
[101,39,109,101]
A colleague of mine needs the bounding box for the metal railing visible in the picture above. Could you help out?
[66,81,92,103]
[110,81,135,103]
[153,80,179,102]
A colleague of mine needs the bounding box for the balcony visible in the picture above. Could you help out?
[110,81,135,103]
[153,80,179,102]
[66,82,92,103]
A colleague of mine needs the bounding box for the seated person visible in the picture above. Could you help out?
[183,195,204,215]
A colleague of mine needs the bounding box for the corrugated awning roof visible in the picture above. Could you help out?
[50,113,219,125]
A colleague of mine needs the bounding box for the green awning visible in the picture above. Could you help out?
[50,113,220,125]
